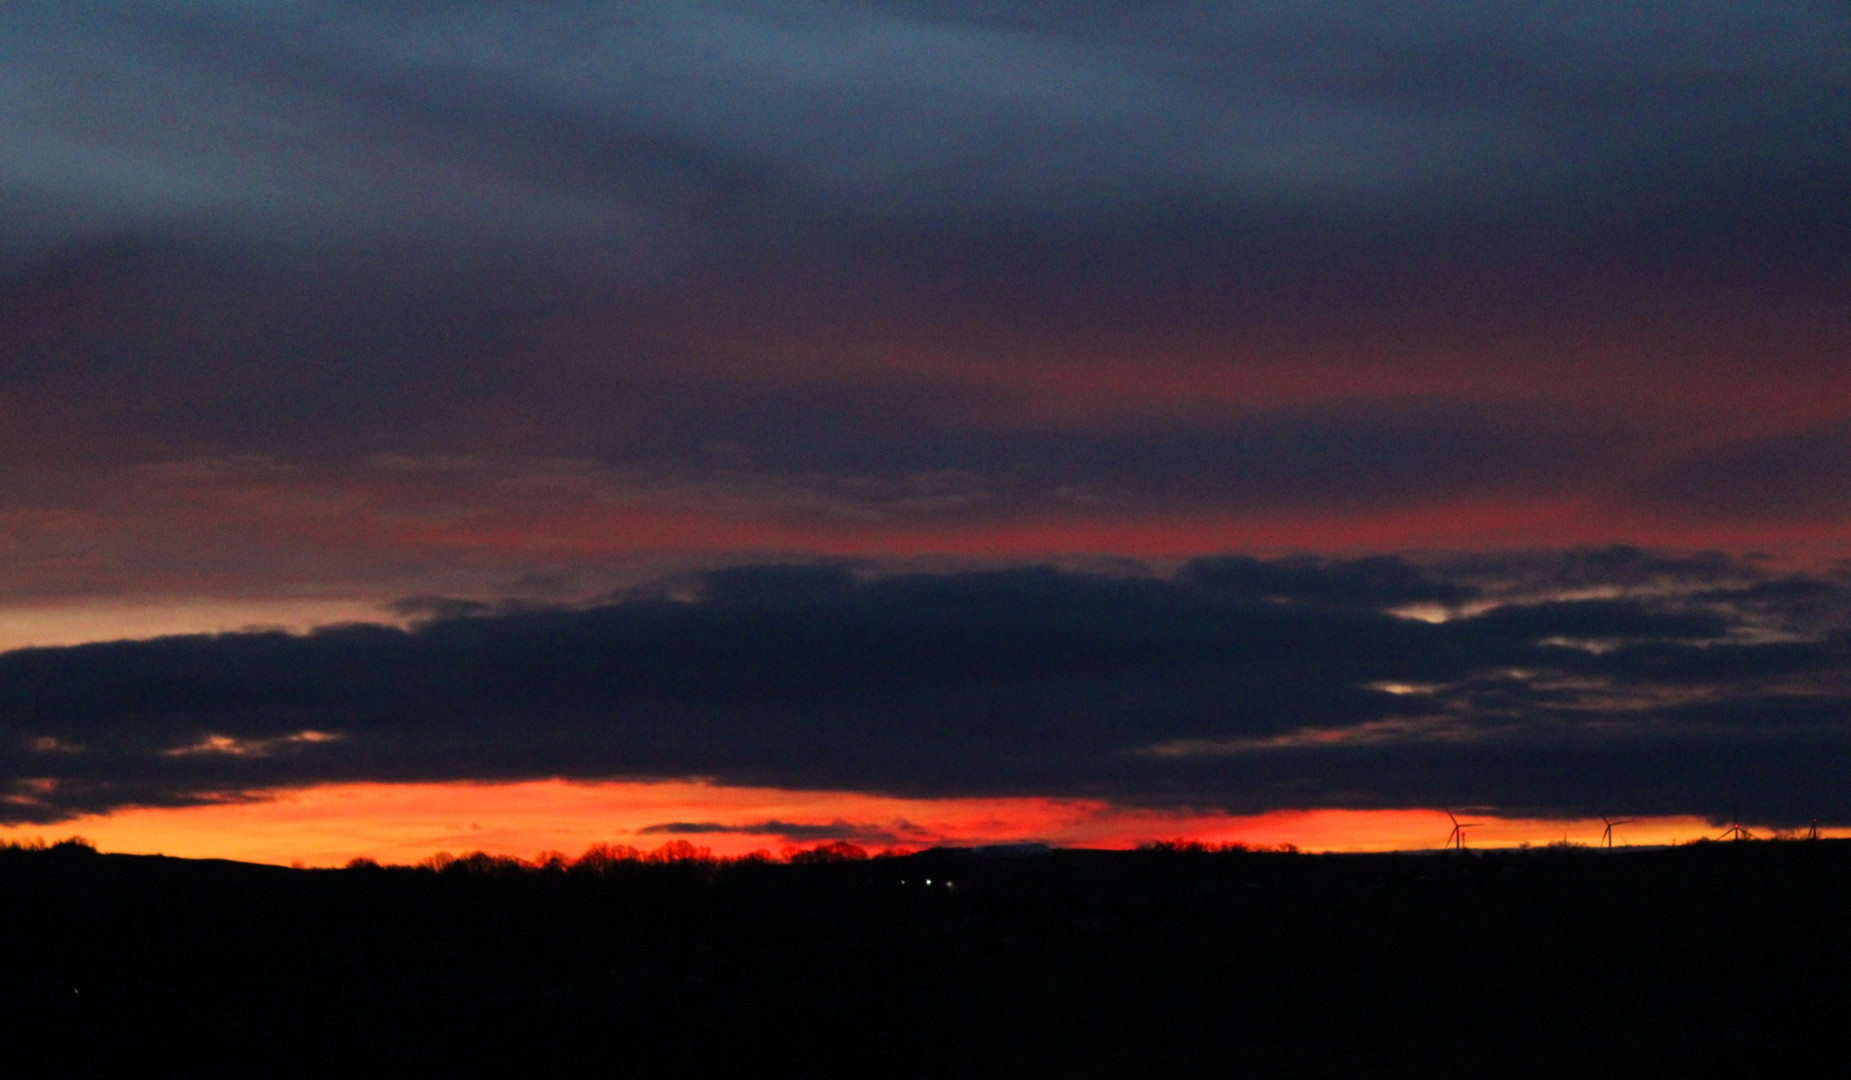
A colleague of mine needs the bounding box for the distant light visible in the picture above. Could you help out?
[925,878,932,885]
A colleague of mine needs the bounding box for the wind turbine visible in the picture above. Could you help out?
[1808,818,1821,841]
[1600,815,1633,849]
[1716,806,1751,842]
[1444,810,1479,852]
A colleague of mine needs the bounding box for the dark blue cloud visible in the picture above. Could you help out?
[6,2,1845,271]
[1180,554,1475,609]
[3,553,1849,826]
[1643,423,1851,522]
[2,5,1843,480]
[638,819,909,844]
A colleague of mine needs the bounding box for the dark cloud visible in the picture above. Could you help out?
[639,819,913,844]
[1181,554,1476,609]
[70,7,1851,242]
[636,822,737,836]
[4,553,1849,826]
[9,2,1849,295]
[1,4,1847,610]
[1643,423,1851,523]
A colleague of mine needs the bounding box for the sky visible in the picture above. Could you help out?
[3,2,1849,863]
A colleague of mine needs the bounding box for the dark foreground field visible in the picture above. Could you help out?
[5,840,1850,1077]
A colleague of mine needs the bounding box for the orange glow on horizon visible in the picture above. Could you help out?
[0,778,1818,868]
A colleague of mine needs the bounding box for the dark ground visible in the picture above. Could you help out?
[5,839,1849,1077]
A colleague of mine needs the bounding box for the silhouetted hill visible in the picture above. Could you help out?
[5,840,1849,1077]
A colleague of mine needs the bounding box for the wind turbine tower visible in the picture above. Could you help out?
[1444,810,1479,852]
[1600,815,1632,849]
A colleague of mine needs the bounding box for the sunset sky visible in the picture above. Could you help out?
[3,2,1848,864]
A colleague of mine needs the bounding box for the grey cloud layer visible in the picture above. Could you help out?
[4,550,1849,826]
[2,3,1849,606]
[7,2,1847,262]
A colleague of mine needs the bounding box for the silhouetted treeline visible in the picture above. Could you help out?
[5,839,1849,1077]
[391,835,883,874]
[362,836,1262,875]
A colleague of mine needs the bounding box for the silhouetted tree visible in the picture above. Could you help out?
[572,843,643,874]
[646,840,713,864]
[789,841,869,863]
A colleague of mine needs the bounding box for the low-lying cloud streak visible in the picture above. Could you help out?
[5,552,1848,827]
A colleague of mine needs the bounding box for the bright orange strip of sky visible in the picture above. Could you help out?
[0,778,1808,868]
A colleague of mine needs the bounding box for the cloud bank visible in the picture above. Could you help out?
[5,551,1849,826]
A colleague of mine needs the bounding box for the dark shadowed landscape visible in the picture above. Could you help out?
[7,838,1849,1077]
